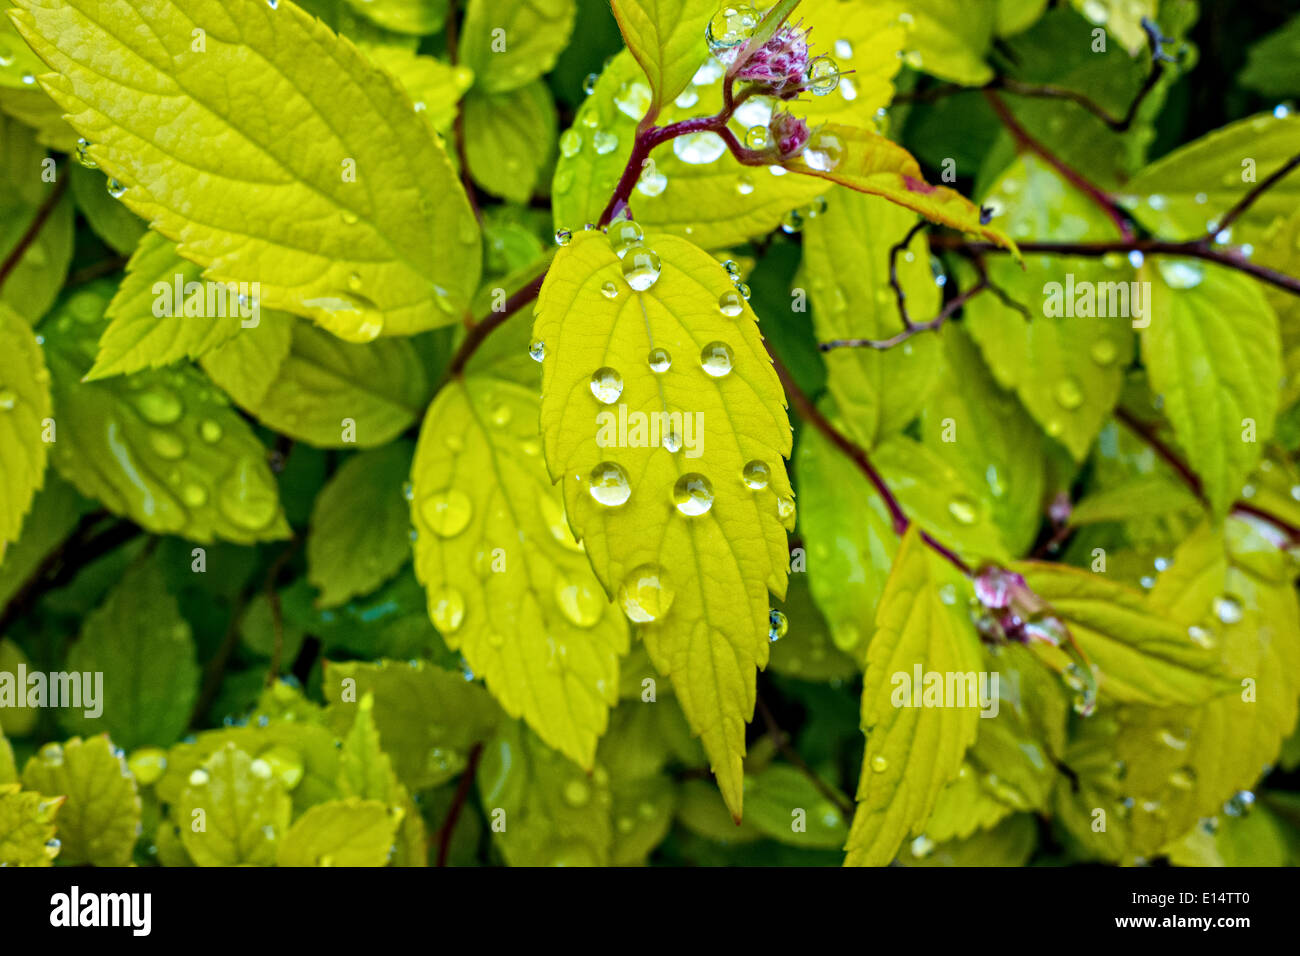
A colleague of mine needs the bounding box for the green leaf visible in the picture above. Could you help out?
[1069,0,1156,55]
[22,735,141,866]
[197,310,294,408]
[0,15,47,90]
[0,730,16,784]
[463,80,557,202]
[179,743,291,866]
[899,812,1037,866]
[0,114,71,325]
[86,232,247,380]
[323,660,500,790]
[785,123,1018,251]
[0,784,61,866]
[1068,474,1199,526]
[202,318,427,448]
[69,165,146,255]
[0,478,86,609]
[845,525,982,866]
[1239,13,1300,98]
[367,47,474,138]
[12,0,481,340]
[534,229,795,819]
[0,302,51,550]
[277,797,401,866]
[308,441,414,607]
[1141,259,1280,515]
[964,154,1132,461]
[1014,561,1235,706]
[743,763,849,849]
[459,0,576,94]
[766,574,859,682]
[1116,519,1300,856]
[59,558,199,749]
[1118,113,1300,239]
[477,719,613,866]
[411,373,628,769]
[43,285,291,544]
[342,0,448,35]
[610,0,714,112]
[803,189,941,446]
[336,694,426,866]
[903,0,996,85]
[920,325,1048,555]
[0,640,38,737]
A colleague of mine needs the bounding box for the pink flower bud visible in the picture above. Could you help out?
[770,111,810,159]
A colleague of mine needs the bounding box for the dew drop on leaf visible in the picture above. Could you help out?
[672,473,714,516]
[429,588,466,633]
[589,366,624,404]
[618,563,676,623]
[742,460,769,489]
[647,347,671,373]
[588,461,631,507]
[621,247,662,291]
[421,488,473,537]
[699,341,734,377]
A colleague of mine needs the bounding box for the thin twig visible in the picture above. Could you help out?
[434,741,484,866]
[444,269,548,379]
[1204,151,1300,240]
[0,166,69,292]
[755,695,854,821]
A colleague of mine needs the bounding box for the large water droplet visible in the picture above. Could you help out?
[1213,594,1243,625]
[589,367,624,404]
[706,4,758,54]
[768,608,788,642]
[592,130,619,155]
[802,131,844,172]
[699,341,734,377]
[529,339,546,363]
[134,387,183,425]
[672,131,727,165]
[613,79,653,120]
[718,289,744,317]
[622,247,662,291]
[647,347,671,373]
[742,460,769,490]
[421,488,473,537]
[429,588,466,632]
[619,564,676,623]
[608,220,643,259]
[217,458,279,531]
[672,473,715,516]
[559,129,582,158]
[588,461,631,507]
[806,55,840,95]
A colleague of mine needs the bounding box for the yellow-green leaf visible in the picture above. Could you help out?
[1015,561,1235,706]
[411,374,629,769]
[343,0,447,35]
[276,797,401,866]
[903,0,996,85]
[69,164,146,255]
[86,232,246,380]
[803,189,941,446]
[459,0,576,94]
[0,784,61,866]
[1141,260,1280,516]
[308,441,414,607]
[534,229,794,818]
[845,525,982,867]
[179,743,291,866]
[12,0,481,340]
[202,318,427,448]
[1071,0,1156,56]
[0,302,51,550]
[22,735,141,866]
[368,47,473,138]
[786,124,1017,251]
[463,80,557,202]
[610,0,714,112]
[44,284,292,544]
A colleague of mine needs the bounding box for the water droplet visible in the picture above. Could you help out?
[75,137,96,168]
[619,563,676,623]
[134,387,183,425]
[672,473,714,516]
[699,341,733,377]
[555,579,604,627]
[563,779,592,807]
[421,488,473,537]
[589,366,624,404]
[736,174,755,196]
[1157,259,1204,289]
[947,496,977,525]
[706,4,758,54]
[529,339,546,362]
[780,208,804,233]
[430,588,466,633]
[1223,790,1255,817]
[589,461,632,507]
[217,458,279,531]
[199,419,223,443]
[777,494,796,521]
[909,834,934,858]
[1090,339,1117,366]
[1187,625,1216,649]
[592,130,619,155]
[188,768,209,787]
[0,389,15,411]
[582,73,599,95]
[559,129,582,157]
[647,347,671,373]
[675,85,700,109]
[622,247,662,291]
[613,79,653,120]
[768,608,788,642]
[106,177,126,198]
[636,165,668,196]
[607,219,644,259]
[742,460,769,490]
[554,228,573,246]
[1213,594,1243,625]
[718,289,744,317]
[672,131,727,165]
[1055,377,1084,410]
[870,755,888,773]
[661,427,682,453]
[744,125,770,150]
[806,55,839,95]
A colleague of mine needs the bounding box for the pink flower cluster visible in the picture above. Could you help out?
[733,23,810,99]
[973,566,1067,648]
